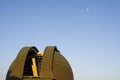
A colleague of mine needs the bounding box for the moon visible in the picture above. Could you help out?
[86,8,89,11]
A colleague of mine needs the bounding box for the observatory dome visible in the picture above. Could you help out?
[6,46,74,80]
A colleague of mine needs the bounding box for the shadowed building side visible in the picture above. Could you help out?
[53,50,73,80]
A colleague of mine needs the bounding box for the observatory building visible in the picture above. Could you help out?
[6,46,74,80]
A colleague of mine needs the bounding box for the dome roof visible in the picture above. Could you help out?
[6,46,74,80]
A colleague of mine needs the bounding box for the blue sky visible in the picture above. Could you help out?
[0,0,120,80]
